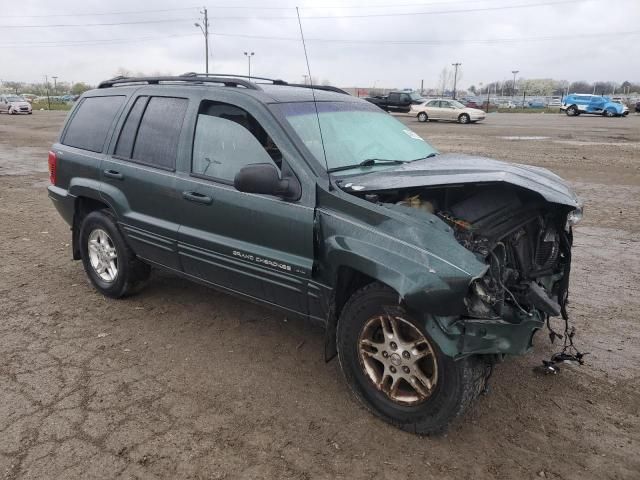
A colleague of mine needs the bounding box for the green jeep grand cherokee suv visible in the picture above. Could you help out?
[48,74,583,434]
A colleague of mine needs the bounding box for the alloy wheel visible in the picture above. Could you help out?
[358,314,438,405]
[87,228,119,282]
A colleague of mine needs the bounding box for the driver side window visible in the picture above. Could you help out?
[192,101,283,184]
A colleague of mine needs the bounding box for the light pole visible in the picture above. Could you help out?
[511,70,519,97]
[451,62,461,99]
[52,76,58,95]
[194,7,210,74]
[244,52,254,80]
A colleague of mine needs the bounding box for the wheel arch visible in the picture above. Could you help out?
[72,196,113,260]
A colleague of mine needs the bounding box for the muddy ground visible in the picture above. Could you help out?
[1,110,639,479]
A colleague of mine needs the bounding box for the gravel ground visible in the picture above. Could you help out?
[1,110,639,480]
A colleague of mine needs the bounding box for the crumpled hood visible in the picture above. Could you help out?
[337,153,580,208]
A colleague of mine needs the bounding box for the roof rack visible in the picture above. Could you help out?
[98,73,350,96]
[98,74,261,90]
[180,72,288,85]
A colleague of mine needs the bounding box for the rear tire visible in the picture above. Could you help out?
[337,282,486,435]
[417,112,428,123]
[458,113,470,124]
[79,210,150,298]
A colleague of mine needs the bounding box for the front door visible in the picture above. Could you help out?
[175,98,315,314]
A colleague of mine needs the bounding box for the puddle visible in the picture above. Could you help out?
[497,136,550,140]
[0,144,48,176]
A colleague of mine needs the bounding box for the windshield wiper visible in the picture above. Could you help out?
[409,152,438,162]
[327,158,407,173]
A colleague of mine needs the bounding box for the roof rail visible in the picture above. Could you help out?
[287,83,350,96]
[98,74,261,90]
[181,72,288,85]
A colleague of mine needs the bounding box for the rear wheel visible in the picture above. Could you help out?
[337,282,486,435]
[458,113,470,124]
[79,210,150,298]
[417,112,428,123]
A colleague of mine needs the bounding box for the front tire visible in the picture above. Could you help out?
[79,210,150,298]
[417,112,428,123]
[603,108,616,117]
[458,113,470,124]
[566,105,578,116]
[337,282,485,435]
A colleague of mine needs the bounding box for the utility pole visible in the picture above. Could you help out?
[194,7,210,74]
[52,76,58,95]
[44,75,51,110]
[451,62,461,99]
[511,70,519,97]
[420,79,424,95]
[244,52,255,80]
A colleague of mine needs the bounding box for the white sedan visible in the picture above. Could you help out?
[410,99,485,124]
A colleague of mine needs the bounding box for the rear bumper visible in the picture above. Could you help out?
[48,185,76,226]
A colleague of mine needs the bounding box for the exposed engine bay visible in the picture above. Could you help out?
[359,183,575,324]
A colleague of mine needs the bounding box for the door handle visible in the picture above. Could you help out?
[182,191,213,205]
[103,169,124,180]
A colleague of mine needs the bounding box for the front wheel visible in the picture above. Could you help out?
[458,113,470,124]
[566,105,578,116]
[603,109,616,117]
[79,210,150,298]
[417,112,428,122]
[337,282,486,435]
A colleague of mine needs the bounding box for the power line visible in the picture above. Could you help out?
[0,0,600,26]
[0,18,197,28]
[209,29,640,45]
[2,7,201,18]
[1,29,637,49]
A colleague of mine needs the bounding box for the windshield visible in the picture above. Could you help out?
[276,101,438,174]
[7,96,24,102]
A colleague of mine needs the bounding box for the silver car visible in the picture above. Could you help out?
[410,99,485,124]
[0,94,33,115]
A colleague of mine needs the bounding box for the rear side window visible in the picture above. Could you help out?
[132,97,188,170]
[63,96,125,152]
[115,96,148,158]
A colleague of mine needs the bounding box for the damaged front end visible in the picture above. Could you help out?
[340,176,582,358]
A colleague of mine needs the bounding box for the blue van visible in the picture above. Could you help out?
[561,94,628,117]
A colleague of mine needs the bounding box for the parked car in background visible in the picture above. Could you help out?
[0,94,33,114]
[411,99,486,123]
[365,91,425,113]
[20,93,37,103]
[499,100,518,109]
[561,94,629,117]
[548,97,562,107]
[636,101,640,113]
[527,100,545,109]
[463,100,481,109]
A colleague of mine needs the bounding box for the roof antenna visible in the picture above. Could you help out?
[295,7,331,188]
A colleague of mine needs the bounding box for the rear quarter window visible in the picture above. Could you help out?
[62,96,125,152]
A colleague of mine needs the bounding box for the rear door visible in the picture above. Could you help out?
[100,94,190,270]
[175,94,315,314]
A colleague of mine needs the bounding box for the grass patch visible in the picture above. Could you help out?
[496,107,561,114]
[32,102,73,111]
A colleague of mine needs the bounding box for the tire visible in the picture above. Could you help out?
[603,109,616,117]
[458,113,470,124]
[417,112,428,123]
[566,105,578,116]
[79,210,150,298]
[337,282,486,435]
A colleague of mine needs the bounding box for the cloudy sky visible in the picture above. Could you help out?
[2,0,639,89]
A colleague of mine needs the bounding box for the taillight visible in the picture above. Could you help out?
[48,150,57,185]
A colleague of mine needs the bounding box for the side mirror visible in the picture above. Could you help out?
[234,163,294,198]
